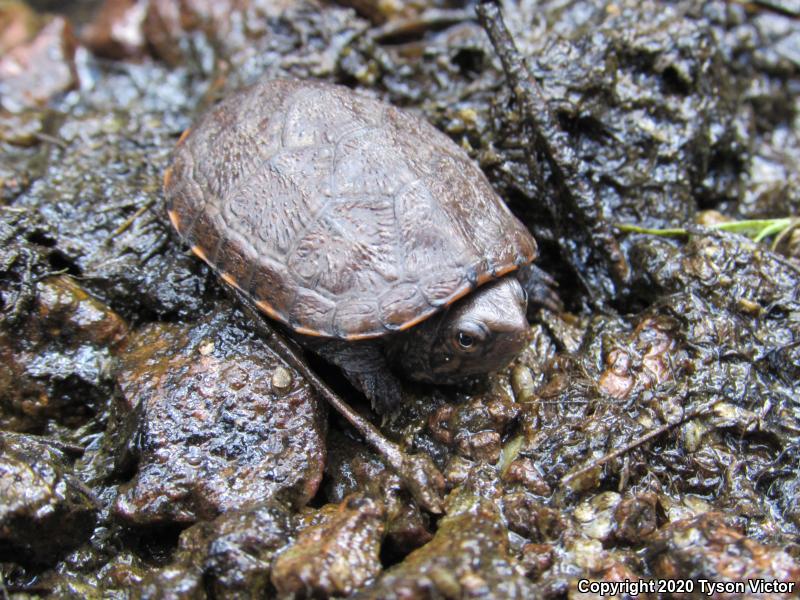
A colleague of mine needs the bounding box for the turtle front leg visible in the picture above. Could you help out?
[303,338,403,415]
[516,263,563,314]
[232,290,444,513]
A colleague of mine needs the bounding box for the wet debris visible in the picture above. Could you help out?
[0,32,209,322]
[0,2,78,112]
[522,232,799,505]
[84,0,367,87]
[81,0,148,60]
[324,430,434,555]
[0,432,98,565]
[133,502,295,599]
[356,494,536,599]
[595,315,680,400]
[1,262,126,432]
[613,492,660,545]
[478,0,629,307]
[272,494,385,598]
[645,512,800,597]
[111,307,326,524]
[234,294,447,515]
[427,385,519,463]
[0,0,798,595]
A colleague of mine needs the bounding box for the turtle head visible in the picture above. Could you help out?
[390,276,530,384]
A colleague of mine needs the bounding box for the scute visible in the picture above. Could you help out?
[378,284,427,330]
[165,79,537,339]
[334,300,379,338]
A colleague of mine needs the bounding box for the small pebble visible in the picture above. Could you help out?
[271,366,292,392]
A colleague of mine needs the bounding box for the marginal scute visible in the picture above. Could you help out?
[166,209,180,232]
[190,245,208,262]
[219,272,238,288]
[510,225,537,264]
[164,79,537,339]
[419,270,471,306]
[215,237,251,290]
[290,289,337,332]
[251,260,294,320]
[493,263,517,278]
[177,127,191,145]
[185,210,218,254]
[163,166,173,189]
[334,301,379,338]
[164,151,204,238]
[378,284,428,330]
[255,299,280,320]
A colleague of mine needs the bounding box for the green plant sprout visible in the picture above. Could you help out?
[615,217,798,251]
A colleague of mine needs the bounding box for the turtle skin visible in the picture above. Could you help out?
[164,79,537,340]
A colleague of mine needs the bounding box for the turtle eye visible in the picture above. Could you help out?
[451,321,488,353]
[457,331,474,348]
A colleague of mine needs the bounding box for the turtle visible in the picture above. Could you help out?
[164,78,556,413]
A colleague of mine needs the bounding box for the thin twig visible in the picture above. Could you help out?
[476,1,630,306]
[33,132,68,148]
[106,198,156,242]
[369,8,473,42]
[561,399,717,488]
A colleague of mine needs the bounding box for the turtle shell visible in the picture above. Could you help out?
[164,79,537,340]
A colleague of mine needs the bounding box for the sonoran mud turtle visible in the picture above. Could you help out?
[164,79,554,412]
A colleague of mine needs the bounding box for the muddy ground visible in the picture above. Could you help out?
[1,0,799,598]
